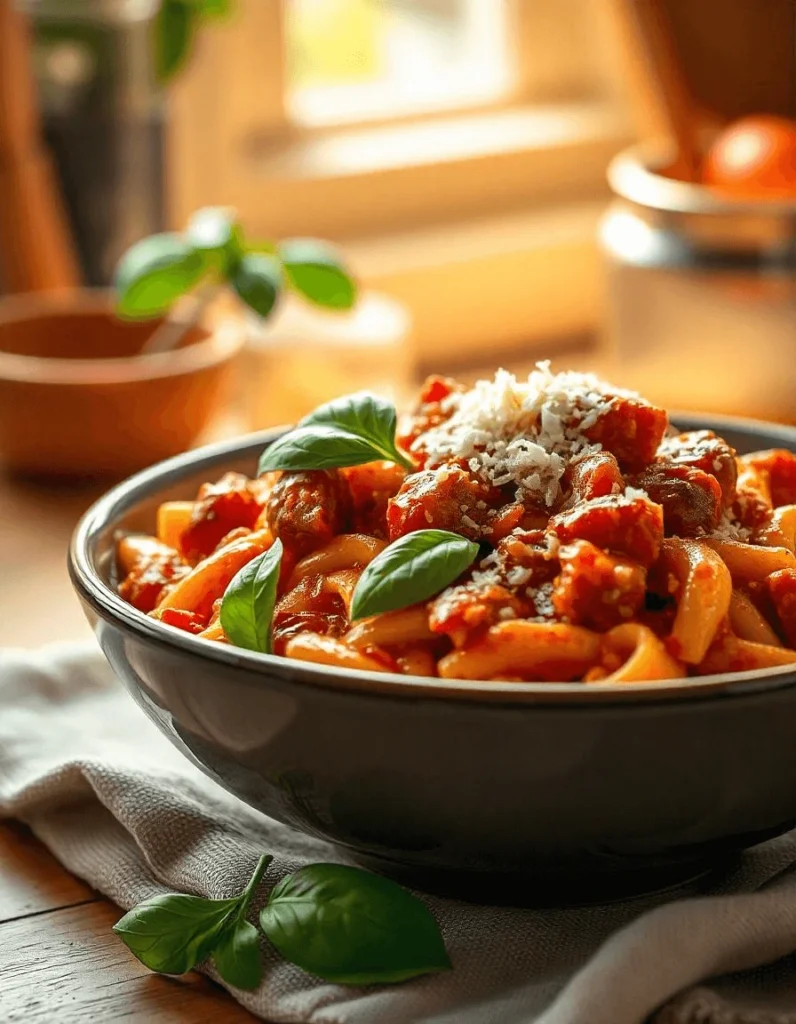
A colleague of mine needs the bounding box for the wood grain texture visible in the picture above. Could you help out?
[0,823,94,923]
[0,900,256,1022]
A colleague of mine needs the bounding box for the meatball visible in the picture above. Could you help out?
[657,430,737,504]
[265,469,350,557]
[118,548,190,613]
[179,472,263,562]
[430,581,528,639]
[564,450,624,504]
[581,396,668,472]
[552,539,646,630]
[387,464,500,541]
[633,464,722,537]
[549,494,663,566]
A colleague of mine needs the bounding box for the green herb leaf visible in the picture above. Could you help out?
[260,863,450,985]
[231,252,282,318]
[114,232,208,319]
[258,392,412,473]
[196,0,232,17]
[186,206,244,272]
[220,540,283,654]
[113,854,272,982]
[153,0,197,83]
[213,918,262,990]
[350,530,479,621]
[113,893,238,974]
[279,239,357,310]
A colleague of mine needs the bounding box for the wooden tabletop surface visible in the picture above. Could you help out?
[0,465,258,1021]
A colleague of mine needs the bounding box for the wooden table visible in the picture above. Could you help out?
[0,470,256,1021]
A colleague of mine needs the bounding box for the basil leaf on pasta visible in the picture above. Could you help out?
[260,863,450,985]
[258,393,413,473]
[350,530,479,621]
[220,540,283,654]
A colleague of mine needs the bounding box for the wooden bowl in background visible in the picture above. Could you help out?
[0,290,244,479]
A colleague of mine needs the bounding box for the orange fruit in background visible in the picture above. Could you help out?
[702,115,796,200]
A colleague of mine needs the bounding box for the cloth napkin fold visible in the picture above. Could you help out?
[2,643,796,1024]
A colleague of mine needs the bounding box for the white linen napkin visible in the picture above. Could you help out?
[2,641,796,1024]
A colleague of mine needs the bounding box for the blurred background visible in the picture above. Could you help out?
[0,0,794,643]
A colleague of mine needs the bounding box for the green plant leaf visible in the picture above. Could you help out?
[220,540,283,654]
[153,0,197,83]
[231,252,282,318]
[113,893,238,974]
[258,426,389,474]
[260,863,451,985]
[186,206,244,272]
[212,918,262,990]
[114,232,208,319]
[350,530,479,621]
[195,0,232,17]
[258,392,413,473]
[279,239,357,310]
[113,854,272,980]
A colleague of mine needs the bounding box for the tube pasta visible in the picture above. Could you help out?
[345,607,435,649]
[285,633,392,673]
[728,590,782,646]
[753,505,796,553]
[115,368,796,686]
[660,538,731,664]
[438,622,601,682]
[599,624,685,683]
[705,539,796,583]
[157,528,273,620]
[288,534,387,587]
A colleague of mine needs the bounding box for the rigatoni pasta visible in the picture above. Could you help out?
[116,365,796,683]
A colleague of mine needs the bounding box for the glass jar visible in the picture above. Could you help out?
[599,142,796,421]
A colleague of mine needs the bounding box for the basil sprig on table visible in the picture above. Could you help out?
[113,853,272,989]
[220,540,283,653]
[258,392,414,474]
[114,857,449,989]
[350,530,480,621]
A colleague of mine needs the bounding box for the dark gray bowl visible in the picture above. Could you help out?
[69,414,796,903]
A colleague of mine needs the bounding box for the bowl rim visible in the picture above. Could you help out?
[608,141,796,217]
[0,290,244,385]
[69,411,796,707]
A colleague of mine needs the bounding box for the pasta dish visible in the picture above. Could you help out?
[116,366,796,683]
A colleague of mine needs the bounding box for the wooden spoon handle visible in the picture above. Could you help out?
[0,0,81,291]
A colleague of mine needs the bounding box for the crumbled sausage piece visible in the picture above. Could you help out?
[266,470,351,558]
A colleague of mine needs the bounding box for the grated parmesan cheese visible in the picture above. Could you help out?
[709,510,752,543]
[413,363,641,506]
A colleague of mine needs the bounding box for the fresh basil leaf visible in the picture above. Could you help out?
[350,530,478,621]
[279,239,357,310]
[115,232,208,319]
[195,0,232,17]
[113,893,238,974]
[213,918,262,990]
[220,540,283,654]
[153,0,196,83]
[260,863,450,985]
[231,252,282,318]
[258,393,413,473]
[186,206,243,272]
[257,426,388,474]
[301,392,399,457]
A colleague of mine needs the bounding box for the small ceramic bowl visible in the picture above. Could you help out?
[70,414,796,903]
[0,290,244,479]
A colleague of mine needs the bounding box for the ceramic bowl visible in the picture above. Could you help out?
[0,290,244,479]
[69,414,796,902]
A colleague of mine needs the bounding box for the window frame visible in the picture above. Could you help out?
[166,0,633,360]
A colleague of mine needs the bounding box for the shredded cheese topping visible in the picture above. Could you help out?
[414,363,640,506]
